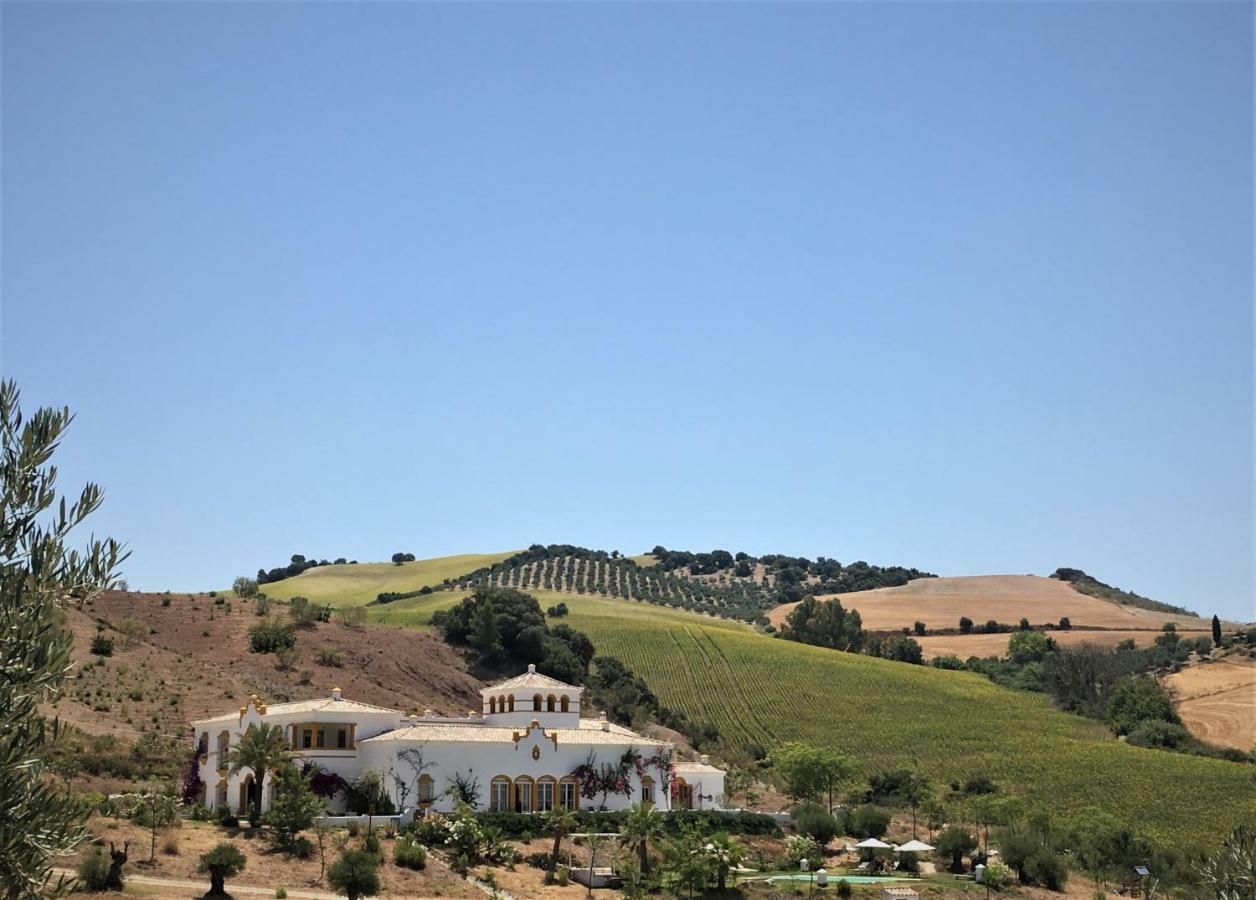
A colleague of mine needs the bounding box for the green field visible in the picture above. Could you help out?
[252,552,517,607]
[371,588,1254,848]
[267,557,1256,847]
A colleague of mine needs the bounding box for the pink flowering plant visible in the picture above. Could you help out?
[572,748,640,809]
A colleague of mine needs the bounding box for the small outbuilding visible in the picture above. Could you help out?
[881,888,919,900]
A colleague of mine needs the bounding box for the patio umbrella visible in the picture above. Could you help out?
[855,838,894,849]
[896,840,934,853]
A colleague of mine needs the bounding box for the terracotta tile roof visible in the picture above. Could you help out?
[485,664,581,693]
[192,695,403,725]
[360,718,656,747]
[673,761,722,773]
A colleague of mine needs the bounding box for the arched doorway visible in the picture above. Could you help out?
[237,773,255,816]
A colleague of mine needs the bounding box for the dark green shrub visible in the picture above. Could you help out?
[851,805,891,839]
[76,845,111,890]
[328,849,381,900]
[792,803,840,846]
[836,879,852,898]
[90,633,114,656]
[1127,720,1193,750]
[1025,847,1069,890]
[291,836,314,859]
[248,620,295,654]
[394,836,427,870]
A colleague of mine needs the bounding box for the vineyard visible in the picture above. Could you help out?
[367,588,1256,849]
[366,545,935,623]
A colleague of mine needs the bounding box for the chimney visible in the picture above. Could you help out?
[599,711,609,732]
[423,709,433,719]
[528,663,537,674]
[700,754,710,766]
[408,714,418,725]
[331,687,342,701]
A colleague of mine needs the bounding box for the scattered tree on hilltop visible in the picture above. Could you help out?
[0,380,126,898]
[1050,567,1195,617]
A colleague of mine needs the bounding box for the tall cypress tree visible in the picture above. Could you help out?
[1211,614,1222,648]
[0,380,125,898]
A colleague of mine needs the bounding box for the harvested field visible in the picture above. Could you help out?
[916,629,1212,660]
[768,575,1211,632]
[1165,657,1256,751]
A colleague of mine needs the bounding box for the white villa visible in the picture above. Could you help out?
[192,664,725,817]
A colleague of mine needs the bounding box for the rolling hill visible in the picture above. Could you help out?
[246,552,518,607]
[246,555,1256,849]
[767,574,1216,633]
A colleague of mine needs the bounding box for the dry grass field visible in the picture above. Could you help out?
[768,575,1211,632]
[68,816,479,898]
[240,552,519,607]
[915,628,1212,661]
[1165,657,1256,751]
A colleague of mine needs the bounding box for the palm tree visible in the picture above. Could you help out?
[542,806,577,885]
[708,832,744,892]
[226,723,289,826]
[620,803,664,875]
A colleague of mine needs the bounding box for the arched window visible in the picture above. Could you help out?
[640,775,655,808]
[547,695,556,712]
[489,697,497,714]
[559,776,578,811]
[560,695,570,713]
[507,694,515,712]
[417,774,435,804]
[533,694,543,712]
[197,732,209,760]
[215,779,228,809]
[537,776,557,812]
[490,776,511,812]
[216,731,230,771]
[514,776,535,813]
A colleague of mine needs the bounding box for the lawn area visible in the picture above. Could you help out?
[369,588,1256,849]
[247,552,518,607]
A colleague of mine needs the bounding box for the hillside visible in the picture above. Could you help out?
[56,590,484,747]
[359,583,1256,848]
[250,545,934,623]
[246,552,517,607]
[768,574,1215,634]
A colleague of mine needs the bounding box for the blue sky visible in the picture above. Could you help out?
[2,3,1252,619]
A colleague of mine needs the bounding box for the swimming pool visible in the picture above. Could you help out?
[762,875,916,884]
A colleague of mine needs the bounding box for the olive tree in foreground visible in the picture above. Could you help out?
[0,380,125,898]
[199,842,247,898]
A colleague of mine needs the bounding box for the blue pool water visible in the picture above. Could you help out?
[764,875,916,884]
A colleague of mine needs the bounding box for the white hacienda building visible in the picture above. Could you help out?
[192,665,725,817]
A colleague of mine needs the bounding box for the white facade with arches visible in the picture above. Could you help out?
[191,665,725,817]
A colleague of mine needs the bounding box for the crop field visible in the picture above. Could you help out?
[368,588,1256,848]
[769,575,1214,632]
[248,552,517,607]
[1165,658,1256,751]
[915,629,1213,660]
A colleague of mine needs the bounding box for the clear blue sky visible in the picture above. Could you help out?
[3,3,1252,619]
